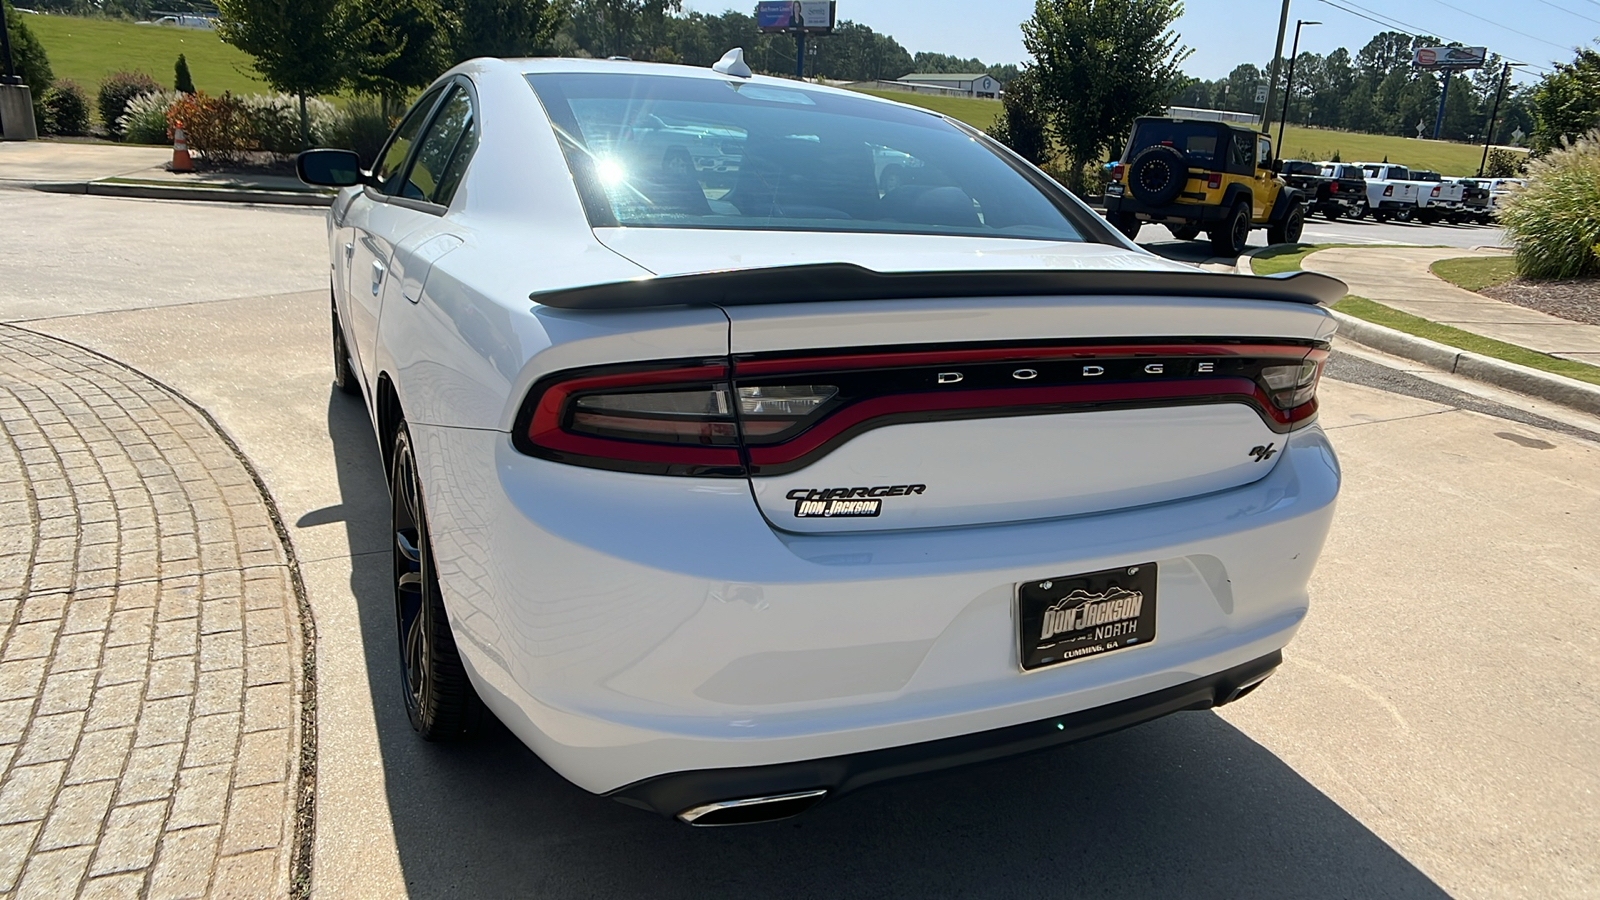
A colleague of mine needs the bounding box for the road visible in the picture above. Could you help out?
[1131,212,1506,268]
[3,189,1595,899]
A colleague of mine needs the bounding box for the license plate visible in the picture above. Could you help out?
[1017,564,1156,671]
[1105,183,1124,196]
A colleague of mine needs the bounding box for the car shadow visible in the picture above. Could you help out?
[323,391,1448,900]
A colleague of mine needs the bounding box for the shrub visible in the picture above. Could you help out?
[328,96,392,169]
[1485,148,1524,179]
[238,93,340,155]
[174,54,195,94]
[117,91,182,145]
[41,80,90,136]
[167,92,254,166]
[1500,129,1600,280]
[98,71,162,138]
[3,0,53,133]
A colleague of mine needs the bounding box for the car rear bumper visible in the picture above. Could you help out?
[412,421,1340,796]
[1103,193,1235,224]
[610,650,1282,821]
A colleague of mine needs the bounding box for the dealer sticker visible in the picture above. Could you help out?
[786,484,924,518]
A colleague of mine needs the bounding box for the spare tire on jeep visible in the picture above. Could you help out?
[1127,145,1190,206]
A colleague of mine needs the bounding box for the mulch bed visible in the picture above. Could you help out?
[1480,276,1600,326]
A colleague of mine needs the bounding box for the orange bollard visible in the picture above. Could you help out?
[171,122,194,174]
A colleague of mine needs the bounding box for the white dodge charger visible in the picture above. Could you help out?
[298,54,1344,826]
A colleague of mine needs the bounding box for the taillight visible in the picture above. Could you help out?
[515,362,746,476]
[1384,185,1394,196]
[1431,186,1440,197]
[1207,173,1222,189]
[1257,352,1325,426]
[1328,182,1338,193]
[737,385,839,441]
[1111,164,1125,181]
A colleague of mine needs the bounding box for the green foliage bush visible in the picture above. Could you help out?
[1501,129,1600,280]
[174,54,195,94]
[1485,148,1523,179]
[167,91,254,166]
[986,70,1050,167]
[237,93,341,154]
[41,80,90,135]
[328,96,392,169]
[98,71,162,138]
[117,90,182,145]
[3,0,53,132]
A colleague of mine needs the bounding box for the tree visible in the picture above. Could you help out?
[1022,0,1191,193]
[173,53,195,94]
[444,0,568,60]
[3,0,53,132]
[345,0,447,115]
[1530,48,1600,152]
[215,0,348,147]
[986,69,1049,165]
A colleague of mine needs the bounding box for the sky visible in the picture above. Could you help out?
[683,0,1600,86]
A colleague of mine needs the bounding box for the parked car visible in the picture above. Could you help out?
[1353,162,1424,222]
[296,55,1344,826]
[1447,177,1494,225]
[1410,170,1466,224]
[1277,159,1363,220]
[1486,178,1526,219]
[1103,117,1306,255]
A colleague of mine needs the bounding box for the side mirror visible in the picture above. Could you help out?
[296,149,365,188]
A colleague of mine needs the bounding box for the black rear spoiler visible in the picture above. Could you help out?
[528,264,1348,310]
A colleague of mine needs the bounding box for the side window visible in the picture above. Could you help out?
[1257,137,1272,169]
[1231,133,1254,168]
[402,87,476,206]
[374,87,445,195]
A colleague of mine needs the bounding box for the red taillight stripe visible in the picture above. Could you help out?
[746,377,1306,468]
[735,343,1308,377]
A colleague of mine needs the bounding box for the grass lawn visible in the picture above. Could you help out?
[851,89,1001,131]
[1272,125,1521,177]
[1429,255,1519,292]
[1248,243,1600,386]
[24,14,267,110]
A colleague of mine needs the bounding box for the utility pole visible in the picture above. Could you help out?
[1277,20,1320,154]
[1477,61,1525,176]
[1261,0,1292,134]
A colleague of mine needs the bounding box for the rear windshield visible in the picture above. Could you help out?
[1127,121,1225,165]
[1414,171,1441,182]
[1364,164,1410,180]
[527,73,1088,242]
[1282,161,1321,176]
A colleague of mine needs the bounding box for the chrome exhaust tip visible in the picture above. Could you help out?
[676,789,828,826]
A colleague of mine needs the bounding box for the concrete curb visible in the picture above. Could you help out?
[1238,247,1600,416]
[23,179,332,207]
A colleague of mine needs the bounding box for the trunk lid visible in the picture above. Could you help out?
[594,230,1335,534]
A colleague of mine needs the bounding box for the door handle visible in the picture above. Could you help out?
[345,242,354,259]
[371,260,385,296]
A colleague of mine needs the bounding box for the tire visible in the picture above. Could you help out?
[1322,206,1344,221]
[1350,203,1368,220]
[391,424,486,741]
[1208,201,1251,257]
[661,147,693,178]
[1268,203,1305,245]
[1167,223,1202,241]
[332,297,360,397]
[1395,209,1414,223]
[1126,145,1189,206]
[1106,211,1142,241]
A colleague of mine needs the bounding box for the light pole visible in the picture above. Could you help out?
[1262,0,1292,134]
[1277,20,1319,154]
[1477,61,1527,177]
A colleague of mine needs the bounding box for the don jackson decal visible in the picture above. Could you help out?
[1040,587,1144,643]
[787,484,925,518]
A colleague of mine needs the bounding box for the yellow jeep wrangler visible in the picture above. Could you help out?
[1102,117,1306,256]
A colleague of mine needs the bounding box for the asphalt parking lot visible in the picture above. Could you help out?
[3,189,1595,899]
[1137,212,1506,268]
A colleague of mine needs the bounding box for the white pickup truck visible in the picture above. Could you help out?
[1410,170,1466,223]
[1355,163,1424,222]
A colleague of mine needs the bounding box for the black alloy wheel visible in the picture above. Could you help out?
[1126,145,1189,206]
[1268,203,1305,245]
[391,424,486,740]
[332,296,361,396]
[1208,201,1251,257]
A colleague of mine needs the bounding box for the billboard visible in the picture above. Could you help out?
[756,0,836,33]
[1414,46,1487,70]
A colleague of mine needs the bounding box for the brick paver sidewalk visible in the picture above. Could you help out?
[0,327,309,899]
